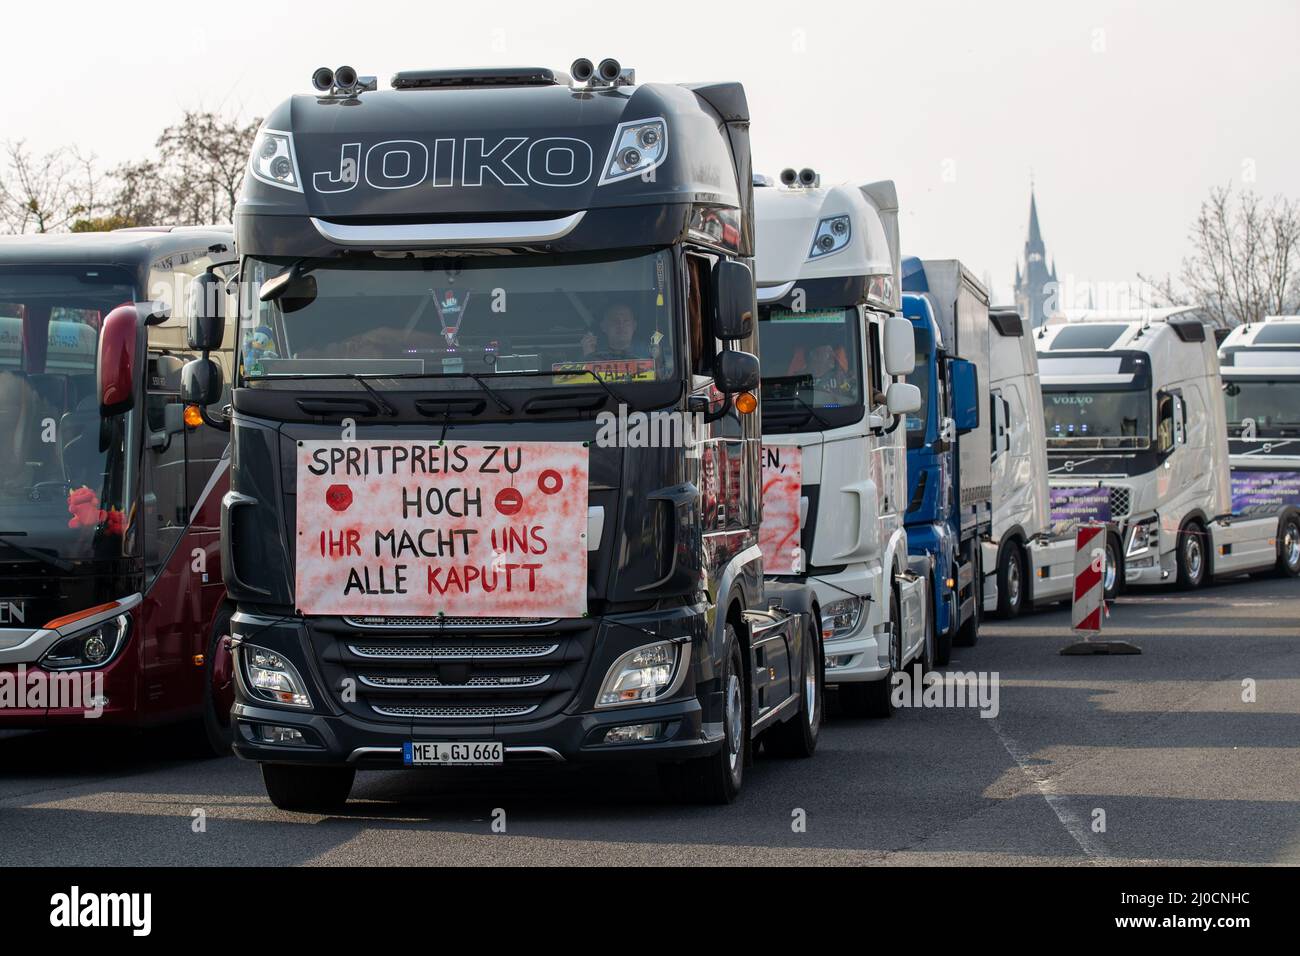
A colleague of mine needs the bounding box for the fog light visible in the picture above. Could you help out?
[604,722,664,744]
[825,654,853,669]
[256,725,305,744]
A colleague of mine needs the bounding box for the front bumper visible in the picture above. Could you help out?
[229,605,724,769]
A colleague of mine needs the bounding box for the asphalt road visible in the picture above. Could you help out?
[2,574,1298,866]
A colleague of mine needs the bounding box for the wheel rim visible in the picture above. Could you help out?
[1103,543,1118,594]
[1185,533,1202,580]
[1286,522,1300,568]
[1007,556,1022,608]
[804,639,818,728]
[725,672,743,771]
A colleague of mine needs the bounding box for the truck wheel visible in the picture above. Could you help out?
[1103,533,1122,601]
[954,550,982,647]
[995,544,1026,619]
[1276,515,1300,577]
[660,624,746,804]
[1176,521,1207,589]
[841,591,900,719]
[201,606,235,757]
[932,574,953,667]
[764,614,822,758]
[261,763,354,813]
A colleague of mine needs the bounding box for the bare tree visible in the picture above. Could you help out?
[0,141,104,233]
[155,111,261,225]
[1165,185,1300,327]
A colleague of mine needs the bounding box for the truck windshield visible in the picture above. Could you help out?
[1042,387,1151,450]
[1223,378,1300,436]
[0,267,136,564]
[757,305,864,432]
[241,250,676,393]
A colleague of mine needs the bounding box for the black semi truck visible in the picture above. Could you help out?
[183,60,822,809]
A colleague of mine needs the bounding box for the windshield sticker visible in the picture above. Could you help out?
[295,440,588,618]
[551,359,658,383]
[767,309,846,324]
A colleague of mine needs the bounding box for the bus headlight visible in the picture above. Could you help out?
[600,119,668,184]
[41,614,131,671]
[249,129,302,192]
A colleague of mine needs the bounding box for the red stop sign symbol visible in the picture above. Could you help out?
[495,487,524,516]
[325,484,353,512]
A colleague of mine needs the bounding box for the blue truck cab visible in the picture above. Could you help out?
[901,258,991,665]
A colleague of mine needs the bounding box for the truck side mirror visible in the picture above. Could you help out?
[886,381,921,416]
[950,358,980,433]
[187,270,226,352]
[710,260,754,341]
[883,315,915,377]
[181,357,224,407]
[98,304,140,416]
[714,349,760,394]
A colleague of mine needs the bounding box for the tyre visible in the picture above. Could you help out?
[261,763,355,812]
[995,543,1026,619]
[840,590,900,719]
[1276,514,1300,577]
[954,549,982,647]
[660,623,747,804]
[765,613,823,758]
[201,606,235,757]
[1102,532,1122,601]
[1176,521,1207,589]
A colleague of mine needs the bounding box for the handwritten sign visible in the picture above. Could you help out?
[295,440,588,618]
[760,445,803,575]
[1231,470,1300,515]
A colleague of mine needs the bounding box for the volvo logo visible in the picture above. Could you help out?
[0,601,26,625]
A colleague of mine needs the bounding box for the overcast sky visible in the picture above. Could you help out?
[4,0,1297,302]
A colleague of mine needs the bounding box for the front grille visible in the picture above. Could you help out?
[348,642,559,660]
[312,620,596,727]
[359,673,550,689]
[1109,486,1132,518]
[344,615,558,629]
[372,703,539,719]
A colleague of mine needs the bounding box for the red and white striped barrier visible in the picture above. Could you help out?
[1072,522,1107,633]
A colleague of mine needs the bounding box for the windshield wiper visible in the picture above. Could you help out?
[0,532,74,573]
[764,395,832,430]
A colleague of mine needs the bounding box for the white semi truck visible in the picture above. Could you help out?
[754,170,928,717]
[1036,309,1300,597]
[1218,315,1300,574]
[982,308,1074,616]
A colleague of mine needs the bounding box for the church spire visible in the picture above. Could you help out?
[1014,185,1059,328]
[1026,189,1044,252]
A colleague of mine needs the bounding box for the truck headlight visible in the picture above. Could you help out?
[249,129,302,192]
[41,613,131,671]
[809,215,851,259]
[596,639,688,707]
[1127,519,1158,557]
[821,597,864,640]
[600,118,668,184]
[239,644,312,708]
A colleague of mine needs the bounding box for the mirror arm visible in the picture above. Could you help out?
[702,392,734,424]
[198,402,231,432]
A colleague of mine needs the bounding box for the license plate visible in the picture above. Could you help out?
[403,741,503,766]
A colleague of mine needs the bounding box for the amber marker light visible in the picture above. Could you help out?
[735,392,758,415]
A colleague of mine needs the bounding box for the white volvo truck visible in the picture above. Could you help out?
[753,170,928,717]
[983,308,1074,616]
[1036,309,1299,597]
[1218,315,1300,574]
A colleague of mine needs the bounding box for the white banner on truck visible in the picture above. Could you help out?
[294,440,589,618]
